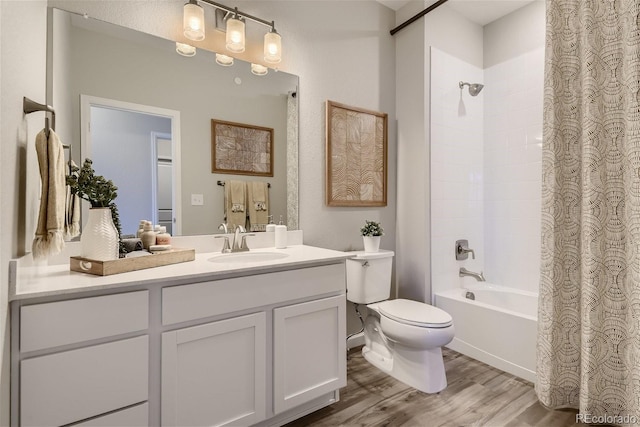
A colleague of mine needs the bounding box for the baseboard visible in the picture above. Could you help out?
[346,332,364,351]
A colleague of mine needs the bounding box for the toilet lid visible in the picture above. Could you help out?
[378,299,453,328]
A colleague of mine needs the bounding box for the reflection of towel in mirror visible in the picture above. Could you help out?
[65,159,81,239]
[247,181,269,231]
[32,129,66,259]
[225,180,247,230]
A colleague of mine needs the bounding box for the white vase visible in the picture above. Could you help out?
[363,236,381,253]
[81,207,119,261]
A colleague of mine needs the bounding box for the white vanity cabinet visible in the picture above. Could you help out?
[11,245,349,427]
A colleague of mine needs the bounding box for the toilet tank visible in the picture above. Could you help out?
[346,250,394,304]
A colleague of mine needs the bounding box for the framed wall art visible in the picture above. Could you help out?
[325,100,388,207]
[211,119,274,177]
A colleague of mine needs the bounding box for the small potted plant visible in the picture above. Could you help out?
[360,220,384,253]
[67,159,123,260]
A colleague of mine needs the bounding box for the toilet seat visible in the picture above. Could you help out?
[378,299,453,328]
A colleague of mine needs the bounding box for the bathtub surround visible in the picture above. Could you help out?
[427,1,545,383]
[537,0,640,421]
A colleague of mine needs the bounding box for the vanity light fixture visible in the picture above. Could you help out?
[251,63,268,76]
[181,0,283,63]
[183,0,205,41]
[264,23,281,64]
[215,53,234,66]
[176,42,197,57]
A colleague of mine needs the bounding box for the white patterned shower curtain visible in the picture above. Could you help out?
[537,0,640,422]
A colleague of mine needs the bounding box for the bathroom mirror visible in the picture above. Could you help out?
[47,8,298,236]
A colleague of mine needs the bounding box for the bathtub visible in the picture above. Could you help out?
[435,283,537,383]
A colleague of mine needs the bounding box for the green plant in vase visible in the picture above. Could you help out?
[67,158,126,256]
[360,220,384,237]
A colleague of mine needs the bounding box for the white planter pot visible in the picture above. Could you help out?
[363,236,381,253]
[81,207,119,261]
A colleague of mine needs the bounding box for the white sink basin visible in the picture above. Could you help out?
[208,251,290,264]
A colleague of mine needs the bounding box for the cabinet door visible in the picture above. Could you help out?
[273,295,346,414]
[161,312,266,427]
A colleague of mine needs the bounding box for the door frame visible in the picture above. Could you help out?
[80,95,182,235]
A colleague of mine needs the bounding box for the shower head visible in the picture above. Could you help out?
[459,81,484,96]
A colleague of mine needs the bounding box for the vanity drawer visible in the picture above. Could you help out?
[73,402,148,427]
[20,336,148,427]
[163,263,345,325]
[21,290,148,352]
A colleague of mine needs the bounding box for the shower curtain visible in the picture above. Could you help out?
[537,0,640,422]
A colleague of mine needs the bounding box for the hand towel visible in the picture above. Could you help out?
[121,238,143,253]
[32,129,66,259]
[247,181,269,231]
[65,159,80,239]
[225,180,247,230]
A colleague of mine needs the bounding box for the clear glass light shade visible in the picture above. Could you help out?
[176,42,196,57]
[183,1,205,41]
[251,63,268,76]
[264,30,282,64]
[215,53,234,66]
[226,17,245,53]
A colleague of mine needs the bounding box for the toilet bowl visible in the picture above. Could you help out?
[346,251,454,393]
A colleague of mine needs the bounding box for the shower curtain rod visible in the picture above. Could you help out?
[390,0,449,36]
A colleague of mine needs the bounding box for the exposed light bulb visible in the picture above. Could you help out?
[251,63,268,76]
[176,42,196,57]
[215,53,234,66]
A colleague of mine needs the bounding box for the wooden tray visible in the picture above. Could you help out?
[70,248,195,276]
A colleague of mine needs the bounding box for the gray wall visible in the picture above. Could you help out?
[1,2,48,423]
[484,0,546,68]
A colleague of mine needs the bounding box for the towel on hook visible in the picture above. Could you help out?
[32,129,66,259]
[65,159,80,239]
[247,181,269,231]
[225,180,247,230]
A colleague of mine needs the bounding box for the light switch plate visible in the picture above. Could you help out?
[191,194,204,206]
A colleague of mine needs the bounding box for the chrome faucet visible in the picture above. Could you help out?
[232,225,255,252]
[459,267,485,282]
[218,222,229,233]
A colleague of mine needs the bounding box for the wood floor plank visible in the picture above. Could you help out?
[286,348,589,427]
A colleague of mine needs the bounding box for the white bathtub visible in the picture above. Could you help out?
[435,283,537,383]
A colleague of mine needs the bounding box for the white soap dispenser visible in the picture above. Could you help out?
[274,215,287,249]
[266,215,276,232]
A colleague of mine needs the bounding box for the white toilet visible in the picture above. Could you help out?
[346,250,454,393]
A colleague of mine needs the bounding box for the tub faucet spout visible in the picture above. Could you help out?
[459,267,485,282]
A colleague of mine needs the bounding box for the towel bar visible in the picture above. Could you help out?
[217,180,270,188]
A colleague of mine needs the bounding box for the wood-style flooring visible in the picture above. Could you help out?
[285,348,586,427]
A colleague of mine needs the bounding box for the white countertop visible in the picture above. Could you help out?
[10,244,352,301]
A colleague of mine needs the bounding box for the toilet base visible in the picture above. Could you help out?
[362,344,448,394]
[362,315,448,394]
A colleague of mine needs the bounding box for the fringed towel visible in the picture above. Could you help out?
[32,129,66,259]
[65,159,80,239]
[247,181,269,231]
[225,180,246,230]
